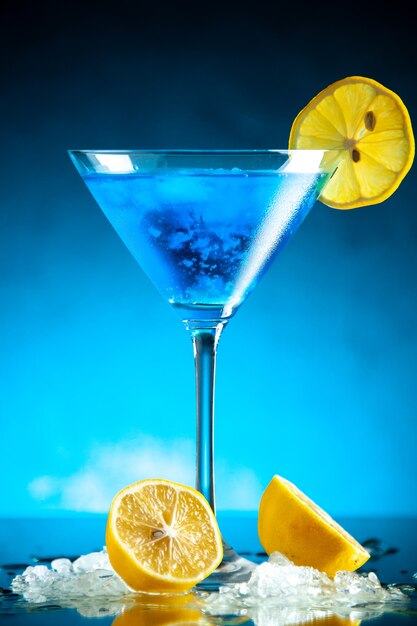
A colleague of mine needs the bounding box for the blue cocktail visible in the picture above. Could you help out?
[81,167,327,323]
[69,149,337,589]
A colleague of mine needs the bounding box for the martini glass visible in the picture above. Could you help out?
[68,149,337,590]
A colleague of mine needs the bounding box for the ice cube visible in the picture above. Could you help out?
[268,552,293,567]
[246,555,333,600]
[51,558,73,574]
[72,549,111,573]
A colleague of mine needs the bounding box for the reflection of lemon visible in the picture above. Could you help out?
[111,595,251,626]
[283,617,360,626]
[106,478,223,593]
[258,475,370,578]
[309,618,361,626]
[289,76,414,208]
[112,605,203,626]
[113,606,359,626]
[112,602,361,626]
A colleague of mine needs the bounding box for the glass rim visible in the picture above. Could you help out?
[67,148,339,156]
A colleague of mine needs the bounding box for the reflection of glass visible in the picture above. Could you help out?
[68,149,337,589]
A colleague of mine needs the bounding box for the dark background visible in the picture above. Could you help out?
[1,1,416,517]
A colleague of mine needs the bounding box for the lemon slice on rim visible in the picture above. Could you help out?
[106,478,223,593]
[258,475,370,578]
[289,76,414,209]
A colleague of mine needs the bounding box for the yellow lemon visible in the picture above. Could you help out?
[258,475,370,578]
[289,76,414,208]
[106,478,223,593]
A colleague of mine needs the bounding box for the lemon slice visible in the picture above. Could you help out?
[106,478,223,593]
[258,475,370,577]
[289,76,414,208]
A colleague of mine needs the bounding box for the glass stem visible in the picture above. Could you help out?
[191,324,224,514]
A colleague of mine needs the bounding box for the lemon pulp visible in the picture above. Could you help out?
[106,478,223,593]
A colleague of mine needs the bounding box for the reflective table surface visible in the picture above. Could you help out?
[1,514,416,625]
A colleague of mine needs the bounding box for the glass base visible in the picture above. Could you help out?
[196,540,256,591]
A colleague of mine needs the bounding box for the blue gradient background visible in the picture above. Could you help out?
[0,2,416,518]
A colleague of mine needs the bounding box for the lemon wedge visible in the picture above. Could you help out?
[258,475,370,578]
[106,478,223,593]
[289,76,414,208]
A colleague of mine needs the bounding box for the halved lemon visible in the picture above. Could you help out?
[289,76,414,209]
[258,475,370,578]
[106,478,223,593]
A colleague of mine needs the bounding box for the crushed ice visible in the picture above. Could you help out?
[202,552,409,618]
[10,549,410,620]
[11,548,129,604]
